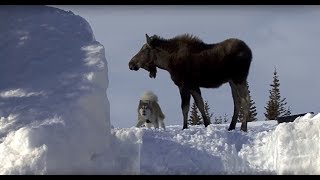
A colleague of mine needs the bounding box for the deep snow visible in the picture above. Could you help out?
[0,5,111,174]
[113,113,320,175]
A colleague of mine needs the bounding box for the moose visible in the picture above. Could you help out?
[129,34,252,131]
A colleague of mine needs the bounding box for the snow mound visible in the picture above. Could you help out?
[0,5,110,174]
[240,113,320,175]
[113,113,320,175]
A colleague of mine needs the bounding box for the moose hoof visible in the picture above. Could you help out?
[240,128,247,132]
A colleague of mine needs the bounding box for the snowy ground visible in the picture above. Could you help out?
[112,113,320,175]
[0,6,111,174]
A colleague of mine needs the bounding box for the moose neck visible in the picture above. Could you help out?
[153,53,172,71]
[151,39,178,71]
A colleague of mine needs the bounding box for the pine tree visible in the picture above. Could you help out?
[238,82,258,122]
[214,116,222,124]
[188,101,203,125]
[223,113,229,123]
[204,100,213,124]
[264,68,290,120]
[283,106,292,116]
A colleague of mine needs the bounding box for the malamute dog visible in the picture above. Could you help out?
[136,91,166,130]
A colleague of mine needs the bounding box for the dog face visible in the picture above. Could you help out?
[139,101,152,119]
[136,96,165,130]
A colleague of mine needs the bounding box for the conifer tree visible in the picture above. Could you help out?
[204,100,213,124]
[283,106,292,116]
[264,68,290,120]
[214,116,222,124]
[188,101,203,125]
[223,113,229,123]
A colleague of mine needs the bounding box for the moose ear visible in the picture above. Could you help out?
[146,34,152,46]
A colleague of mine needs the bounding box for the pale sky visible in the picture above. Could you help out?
[54,5,320,128]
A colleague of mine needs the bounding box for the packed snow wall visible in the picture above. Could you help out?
[0,5,111,174]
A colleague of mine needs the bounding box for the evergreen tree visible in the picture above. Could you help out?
[188,101,203,125]
[223,113,229,123]
[249,99,258,122]
[238,82,258,122]
[204,100,213,124]
[264,68,290,120]
[283,106,292,116]
[214,116,222,124]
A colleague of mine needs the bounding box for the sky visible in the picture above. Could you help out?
[53,5,320,128]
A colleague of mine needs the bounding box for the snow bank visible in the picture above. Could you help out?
[0,6,110,174]
[114,113,320,175]
[240,113,320,174]
[113,122,277,175]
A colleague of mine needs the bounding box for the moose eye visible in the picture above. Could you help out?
[142,44,149,50]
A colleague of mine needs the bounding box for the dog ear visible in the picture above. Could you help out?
[148,101,155,110]
[137,100,142,113]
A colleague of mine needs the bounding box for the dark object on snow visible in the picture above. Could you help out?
[129,34,252,131]
[277,112,314,124]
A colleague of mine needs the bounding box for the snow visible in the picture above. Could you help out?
[1,5,319,175]
[0,89,45,98]
[0,6,111,174]
[113,113,320,175]
[240,113,320,175]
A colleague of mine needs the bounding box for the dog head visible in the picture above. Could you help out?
[139,100,152,118]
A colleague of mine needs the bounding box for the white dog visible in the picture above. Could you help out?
[136,91,165,130]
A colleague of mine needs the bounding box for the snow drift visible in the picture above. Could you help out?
[0,5,111,174]
[113,113,320,175]
[240,113,320,175]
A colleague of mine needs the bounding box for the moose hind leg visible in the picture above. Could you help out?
[190,88,211,127]
[237,81,250,132]
[179,87,191,129]
[228,81,241,131]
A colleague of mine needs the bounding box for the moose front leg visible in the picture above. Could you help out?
[179,87,191,129]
